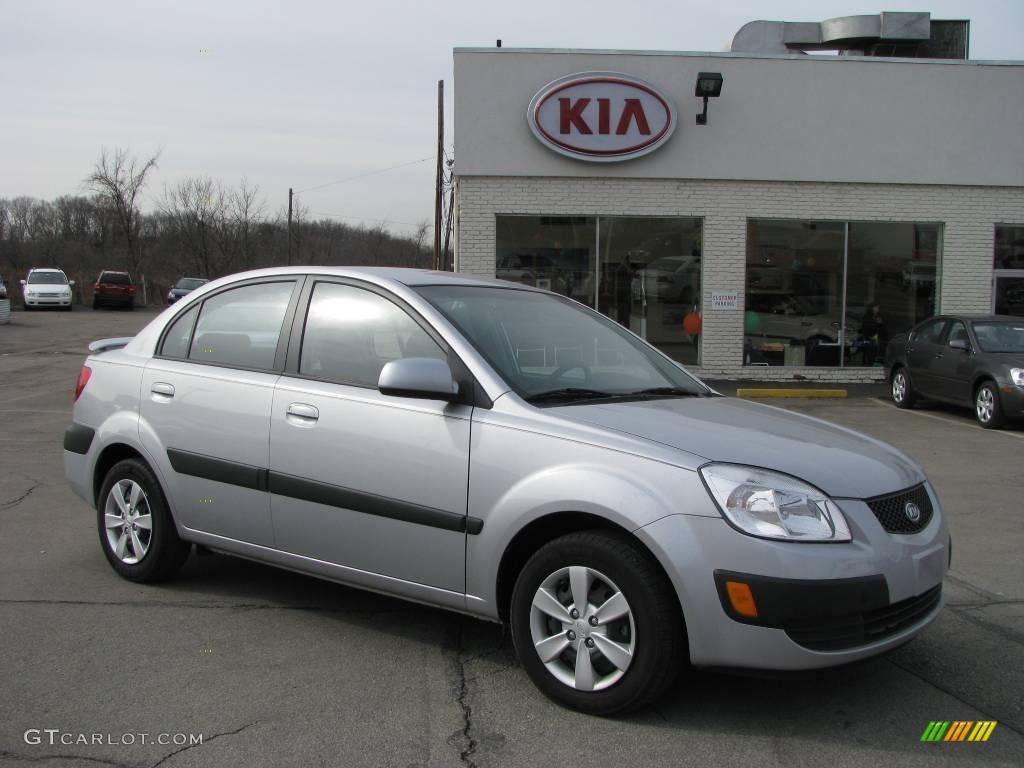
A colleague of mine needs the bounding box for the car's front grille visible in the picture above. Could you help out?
[866,484,933,534]
[786,585,942,651]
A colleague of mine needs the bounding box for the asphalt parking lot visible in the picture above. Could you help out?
[1,308,1022,768]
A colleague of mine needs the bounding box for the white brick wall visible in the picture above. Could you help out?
[455,176,1024,382]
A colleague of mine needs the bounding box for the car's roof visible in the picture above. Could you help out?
[205,266,535,291]
[100,270,130,275]
[28,268,66,273]
[933,314,1022,323]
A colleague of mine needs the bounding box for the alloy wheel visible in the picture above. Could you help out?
[103,479,153,564]
[976,387,994,424]
[529,566,636,692]
[892,371,907,402]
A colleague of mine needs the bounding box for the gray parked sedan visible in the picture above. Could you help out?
[886,315,1024,428]
[64,268,949,715]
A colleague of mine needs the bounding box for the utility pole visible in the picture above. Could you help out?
[442,185,454,270]
[433,80,444,270]
[287,187,294,266]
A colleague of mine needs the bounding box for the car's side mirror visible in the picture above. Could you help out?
[378,357,459,402]
[948,339,971,352]
[69,280,76,286]
[19,280,25,286]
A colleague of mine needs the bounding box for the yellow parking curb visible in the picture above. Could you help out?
[736,388,848,398]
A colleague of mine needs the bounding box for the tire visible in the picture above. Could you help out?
[975,381,1004,429]
[891,366,918,409]
[97,458,191,582]
[92,298,99,310]
[510,530,686,716]
[63,304,72,312]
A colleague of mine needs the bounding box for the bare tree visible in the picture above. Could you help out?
[84,147,160,275]
[159,177,222,277]
[227,178,266,269]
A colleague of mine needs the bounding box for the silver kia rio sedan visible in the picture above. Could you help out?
[64,268,949,715]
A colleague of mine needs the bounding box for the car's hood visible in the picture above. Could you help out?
[983,352,1024,367]
[548,396,924,499]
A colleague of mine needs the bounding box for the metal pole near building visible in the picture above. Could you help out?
[434,80,444,270]
[287,187,294,266]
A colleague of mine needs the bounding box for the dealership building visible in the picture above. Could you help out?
[452,12,1024,381]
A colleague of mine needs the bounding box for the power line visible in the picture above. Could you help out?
[307,211,428,230]
[295,156,433,195]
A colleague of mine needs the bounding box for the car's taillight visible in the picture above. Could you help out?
[74,366,92,402]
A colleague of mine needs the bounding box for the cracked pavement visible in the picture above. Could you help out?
[1,308,1022,767]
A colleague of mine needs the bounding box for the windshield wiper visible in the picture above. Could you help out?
[524,388,616,404]
[625,387,708,398]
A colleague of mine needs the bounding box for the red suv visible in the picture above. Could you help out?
[92,271,135,310]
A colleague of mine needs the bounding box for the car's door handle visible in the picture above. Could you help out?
[150,382,175,400]
[286,403,319,424]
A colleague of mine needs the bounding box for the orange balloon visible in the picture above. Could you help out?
[683,312,702,335]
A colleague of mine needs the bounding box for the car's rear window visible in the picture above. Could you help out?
[100,272,132,285]
[176,278,207,290]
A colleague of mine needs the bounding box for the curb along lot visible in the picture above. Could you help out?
[1,309,1021,767]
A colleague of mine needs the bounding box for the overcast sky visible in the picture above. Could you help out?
[2,0,1021,237]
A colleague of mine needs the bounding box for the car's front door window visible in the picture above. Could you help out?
[299,282,446,387]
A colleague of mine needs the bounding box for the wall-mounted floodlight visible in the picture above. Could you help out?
[695,72,724,125]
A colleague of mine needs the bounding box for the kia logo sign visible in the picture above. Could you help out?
[527,72,676,162]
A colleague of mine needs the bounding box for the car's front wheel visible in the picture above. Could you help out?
[892,366,918,409]
[975,381,1004,429]
[510,531,685,716]
[97,458,191,582]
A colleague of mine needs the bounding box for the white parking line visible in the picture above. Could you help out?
[868,398,1024,440]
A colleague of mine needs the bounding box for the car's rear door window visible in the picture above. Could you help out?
[161,305,200,358]
[912,319,947,344]
[188,282,295,369]
[298,282,446,387]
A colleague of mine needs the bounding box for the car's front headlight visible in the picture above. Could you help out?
[699,463,852,542]
[1011,368,1024,386]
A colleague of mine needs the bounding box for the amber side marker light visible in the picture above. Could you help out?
[726,580,758,618]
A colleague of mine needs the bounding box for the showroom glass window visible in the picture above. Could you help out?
[744,220,941,367]
[993,225,1024,318]
[495,215,702,366]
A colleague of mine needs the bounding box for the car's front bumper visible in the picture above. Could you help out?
[25,295,71,306]
[634,488,949,670]
[997,383,1024,419]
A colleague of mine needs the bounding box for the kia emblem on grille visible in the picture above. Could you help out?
[905,502,922,523]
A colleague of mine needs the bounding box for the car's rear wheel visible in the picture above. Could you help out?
[892,366,918,409]
[97,458,191,582]
[510,531,685,716]
[92,298,100,309]
[975,381,1004,429]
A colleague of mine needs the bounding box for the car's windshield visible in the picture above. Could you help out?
[973,322,1024,353]
[415,285,708,400]
[100,273,131,285]
[176,278,206,290]
[28,272,67,285]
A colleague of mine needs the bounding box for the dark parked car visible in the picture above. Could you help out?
[886,315,1024,428]
[167,277,208,305]
[93,271,135,309]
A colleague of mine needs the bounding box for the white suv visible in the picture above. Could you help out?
[22,268,74,310]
